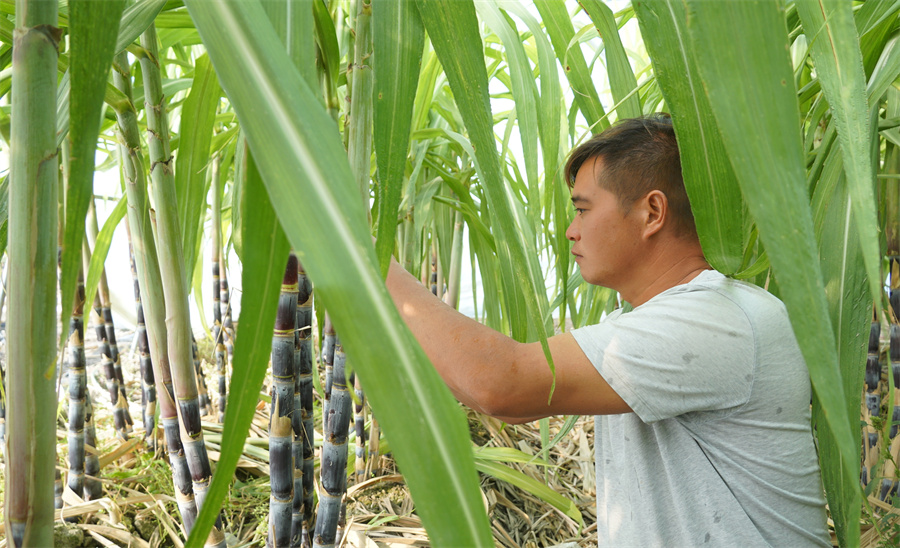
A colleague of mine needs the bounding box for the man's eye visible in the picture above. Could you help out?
[575,208,586,215]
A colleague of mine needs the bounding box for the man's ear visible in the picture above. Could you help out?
[642,190,667,238]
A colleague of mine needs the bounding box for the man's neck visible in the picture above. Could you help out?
[621,245,711,308]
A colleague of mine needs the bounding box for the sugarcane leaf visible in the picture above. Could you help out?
[533,0,606,132]
[313,0,339,97]
[186,149,290,546]
[795,0,881,316]
[856,0,900,37]
[83,197,127,328]
[867,34,900,104]
[0,175,8,261]
[372,0,424,278]
[476,2,540,231]
[580,0,641,120]
[496,2,569,325]
[115,0,167,54]
[231,134,246,259]
[60,0,125,355]
[475,460,583,527]
[191,230,211,340]
[175,53,220,279]
[632,0,744,274]
[185,2,493,545]
[683,2,860,545]
[473,446,554,468]
[416,0,554,352]
[809,147,870,546]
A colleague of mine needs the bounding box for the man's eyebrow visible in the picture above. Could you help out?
[570,195,588,204]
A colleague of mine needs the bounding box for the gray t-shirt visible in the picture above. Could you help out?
[571,270,830,547]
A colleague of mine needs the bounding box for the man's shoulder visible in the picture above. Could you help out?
[660,270,788,322]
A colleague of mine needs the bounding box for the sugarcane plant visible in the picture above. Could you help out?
[5,0,59,543]
[137,24,227,547]
[111,44,203,533]
[269,252,298,547]
[127,236,157,446]
[296,261,315,544]
[211,154,227,422]
[65,268,88,499]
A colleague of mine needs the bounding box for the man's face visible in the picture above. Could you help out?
[565,157,643,289]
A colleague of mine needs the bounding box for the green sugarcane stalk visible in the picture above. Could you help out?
[296,261,315,546]
[137,26,226,547]
[270,253,298,547]
[5,1,59,543]
[443,209,464,310]
[212,155,227,423]
[66,268,87,497]
[192,336,214,417]
[111,48,200,533]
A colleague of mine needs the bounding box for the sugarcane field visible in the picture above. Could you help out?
[1,0,900,546]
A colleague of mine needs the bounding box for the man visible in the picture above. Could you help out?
[383,114,830,546]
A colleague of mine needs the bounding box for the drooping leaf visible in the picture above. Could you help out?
[795,0,881,316]
[115,0,168,54]
[475,460,583,527]
[534,0,606,133]
[60,0,125,355]
[185,1,493,545]
[373,0,424,277]
[416,0,553,355]
[476,2,541,233]
[633,0,744,274]
[83,197,127,329]
[809,146,869,546]
[175,53,220,278]
[580,0,641,119]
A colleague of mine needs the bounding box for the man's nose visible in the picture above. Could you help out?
[566,219,578,242]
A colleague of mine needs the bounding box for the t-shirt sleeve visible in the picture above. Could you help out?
[571,287,756,423]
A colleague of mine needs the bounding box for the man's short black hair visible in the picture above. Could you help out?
[564,113,696,237]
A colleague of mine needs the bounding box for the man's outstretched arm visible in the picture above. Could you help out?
[384,256,632,422]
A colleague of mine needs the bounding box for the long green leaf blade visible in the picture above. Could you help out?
[810,148,868,546]
[633,0,744,274]
[476,1,540,230]
[372,0,424,277]
[580,0,641,120]
[60,0,125,355]
[115,0,167,54]
[534,0,606,132]
[83,197,127,329]
[796,0,881,314]
[185,2,493,545]
[175,53,220,278]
